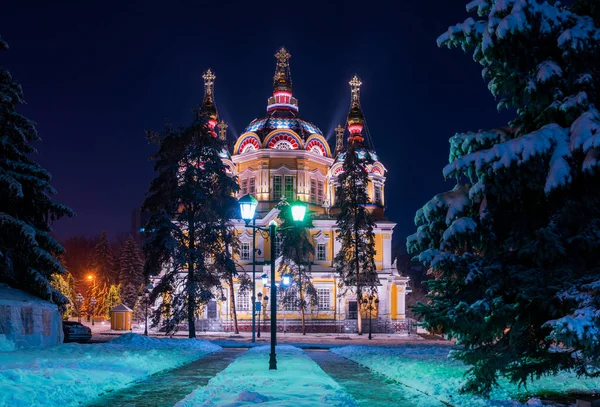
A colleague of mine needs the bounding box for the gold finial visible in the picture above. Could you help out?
[275,47,291,70]
[203,69,216,97]
[217,120,228,141]
[349,74,362,106]
[335,124,345,153]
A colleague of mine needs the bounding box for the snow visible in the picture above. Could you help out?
[176,345,357,407]
[0,333,220,407]
[442,216,477,245]
[536,61,562,83]
[333,345,600,407]
[0,335,15,352]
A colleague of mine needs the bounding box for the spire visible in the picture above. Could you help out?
[201,69,218,136]
[346,74,365,144]
[267,47,298,112]
[217,120,228,141]
[335,124,345,154]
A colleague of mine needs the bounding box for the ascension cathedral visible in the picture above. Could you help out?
[172,47,410,333]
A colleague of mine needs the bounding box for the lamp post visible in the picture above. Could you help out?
[139,283,154,336]
[76,293,84,323]
[362,295,379,340]
[90,297,97,326]
[238,194,307,370]
[257,292,263,338]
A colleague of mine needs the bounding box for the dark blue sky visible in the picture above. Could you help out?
[2,0,511,243]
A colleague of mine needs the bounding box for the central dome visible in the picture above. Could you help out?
[243,110,323,140]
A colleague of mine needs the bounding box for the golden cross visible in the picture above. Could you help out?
[335,124,345,151]
[203,69,216,96]
[275,47,291,69]
[217,120,228,141]
[349,74,362,104]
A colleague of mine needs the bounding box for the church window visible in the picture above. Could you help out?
[317,288,330,310]
[236,291,250,311]
[316,244,326,261]
[375,185,382,205]
[317,181,324,204]
[241,179,248,196]
[310,179,317,203]
[249,177,256,195]
[272,176,282,200]
[240,242,250,260]
[284,176,294,201]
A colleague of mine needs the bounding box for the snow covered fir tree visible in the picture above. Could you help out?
[143,48,411,335]
[407,0,600,396]
[0,37,74,307]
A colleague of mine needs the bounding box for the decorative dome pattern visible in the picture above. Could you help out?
[243,116,323,138]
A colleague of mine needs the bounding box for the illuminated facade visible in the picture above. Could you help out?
[198,48,410,332]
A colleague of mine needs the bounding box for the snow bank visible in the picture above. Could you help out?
[0,335,15,352]
[333,345,600,407]
[0,333,220,407]
[176,345,357,407]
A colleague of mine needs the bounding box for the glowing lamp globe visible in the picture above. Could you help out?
[261,273,269,285]
[290,200,307,223]
[282,274,291,286]
[239,194,258,222]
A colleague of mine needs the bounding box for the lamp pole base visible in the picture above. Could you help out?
[269,352,277,370]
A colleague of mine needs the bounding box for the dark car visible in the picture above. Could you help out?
[63,321,92,343]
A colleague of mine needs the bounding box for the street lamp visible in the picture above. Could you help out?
[90,297,97,326]
[362,295,379,340]
[261,274,268,285]
[138,283,154,336]
[257,292,263,338]
[76,293,84,323]
[238,194,307,370]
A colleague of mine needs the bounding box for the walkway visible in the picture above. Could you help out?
[86,348,244,407]
[307,350,447,407]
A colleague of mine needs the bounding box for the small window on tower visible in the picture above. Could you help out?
[316,244,326,261]
[240,242,250,260]
[375,185,382,205]
[241,179,248,196]
[310,179,317,203]
[249,177,256,195]
[317,181,324,205]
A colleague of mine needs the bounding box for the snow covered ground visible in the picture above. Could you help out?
[176,345,358,407]
[0,333,220,407]
[333,345,600,407]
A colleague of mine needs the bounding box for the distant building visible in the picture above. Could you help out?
[131,208,150,245]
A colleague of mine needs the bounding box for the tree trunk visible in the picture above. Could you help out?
[229,277,239,334]
[187,220,196,339]
[300,290,306,335]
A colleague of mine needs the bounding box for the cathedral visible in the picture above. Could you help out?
[194,47,410,333]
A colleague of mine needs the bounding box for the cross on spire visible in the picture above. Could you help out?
[275,47,291,70]
[349,74,362,106]
[203,69,216,98]
[335,124,345,153]
[217,120,228,141]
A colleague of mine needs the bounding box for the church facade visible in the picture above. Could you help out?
[194,48,410,333]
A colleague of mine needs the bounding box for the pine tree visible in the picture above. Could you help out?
[334,142,379,335]
[119,236,144,288]
[143,111,239,338]
[104,284,121,319]
[0,38,74,305]
[276,198,317,335]
[121,282,138,309]
[408,0,600,396]
[51,272,76,318]
[93,230,116,286]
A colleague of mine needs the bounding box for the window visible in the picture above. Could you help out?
[236,291,250,311]
[310,179,317,203]
[375,185,382,205]
[317,288,330,310]
[279,288,297,311]
[284,176,294,201]
[316,244,327,261]
[42,310,51,336]
[21,307,33,335]
[317,181,324,204]
[273,176,282,200]
[0,306,10,334]
[249,177,256,195]
[241,178,248,196]
[240,242,250,260]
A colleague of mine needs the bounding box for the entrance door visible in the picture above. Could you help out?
[348,301,358,320]
[207,301,217,319]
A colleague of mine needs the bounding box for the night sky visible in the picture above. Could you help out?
[2,0,512,244]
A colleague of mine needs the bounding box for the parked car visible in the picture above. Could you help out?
[62,321,92,343]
